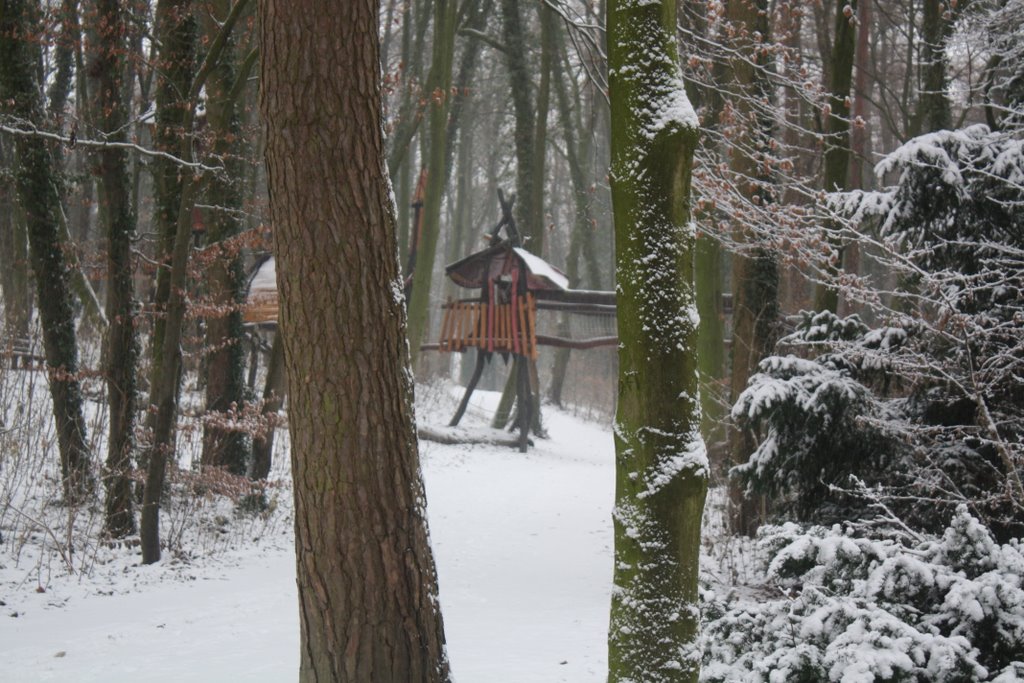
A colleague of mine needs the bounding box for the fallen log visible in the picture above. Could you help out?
[418,426,533,449]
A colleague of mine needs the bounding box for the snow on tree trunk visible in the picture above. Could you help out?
[606,0,707,679]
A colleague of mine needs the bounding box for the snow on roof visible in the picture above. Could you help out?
[512,247,569,291]
[249,256,276,294]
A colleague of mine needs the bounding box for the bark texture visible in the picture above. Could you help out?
[259,0,450,679]
[606,0,707,677]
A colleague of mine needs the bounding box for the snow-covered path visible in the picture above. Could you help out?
[1,397,615,682]
[424,407,614,681]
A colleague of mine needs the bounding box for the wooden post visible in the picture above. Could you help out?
[449,350,488,426]
[516,356,531,452]
[517,296,529,358]
[487,282,496,352]
[439,299,454,351]
[528,294,538,359]
[480,302,488,349]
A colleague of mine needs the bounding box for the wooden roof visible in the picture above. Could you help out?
[445,243,569,292]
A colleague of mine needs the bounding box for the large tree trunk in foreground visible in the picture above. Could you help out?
[606,0,707,678]
[260,0,451,680]
[0,0,94,503]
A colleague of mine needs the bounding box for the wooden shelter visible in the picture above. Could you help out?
[425,191,618,451]
[239,191,619,452]
[244,255,278,326]
[428,245,619,357]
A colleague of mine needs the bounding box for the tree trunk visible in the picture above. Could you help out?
[606,0,706,677]
[500,0,536,237]
[140,0,251,564]
[47,0,79,127]
[442,0,489,186]
[260,0,451,679]
[850,0,872,191]
[521,5,556,434]
[386,0,432,190]
[199,0,250,475]
[724,0,780,536]
[87,0,140,538]
[695,234,725,452]
[250,331,285,481]
[147,0,196,403]
[0,138,32,338]
[405,0,458,370]
[915,0,952,135]
[548,36,597,406]
[528,3,556,251]
[842,0,873,319]
[680,0,727,464]
[813,0,858,313]
[139,0,197,551]
[0,0,94,503]
[140,176,198,563]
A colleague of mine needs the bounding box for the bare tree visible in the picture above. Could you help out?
[0,0,94,503]
[86,0,140,537]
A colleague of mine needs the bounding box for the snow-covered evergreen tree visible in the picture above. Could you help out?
[702,507,1024,682]
[732,76,1024,540]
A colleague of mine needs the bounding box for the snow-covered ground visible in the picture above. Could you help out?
[1,387,616,682]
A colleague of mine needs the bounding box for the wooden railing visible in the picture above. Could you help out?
[435,294,538,359]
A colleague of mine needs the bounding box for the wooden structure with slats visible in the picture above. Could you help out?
[240,189,619,452]
[437,295,539,359]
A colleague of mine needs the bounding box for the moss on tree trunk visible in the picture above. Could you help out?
[405,0,457,370]
[606,0,707,678]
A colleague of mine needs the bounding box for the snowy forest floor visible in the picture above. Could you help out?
[3,379,733,682]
